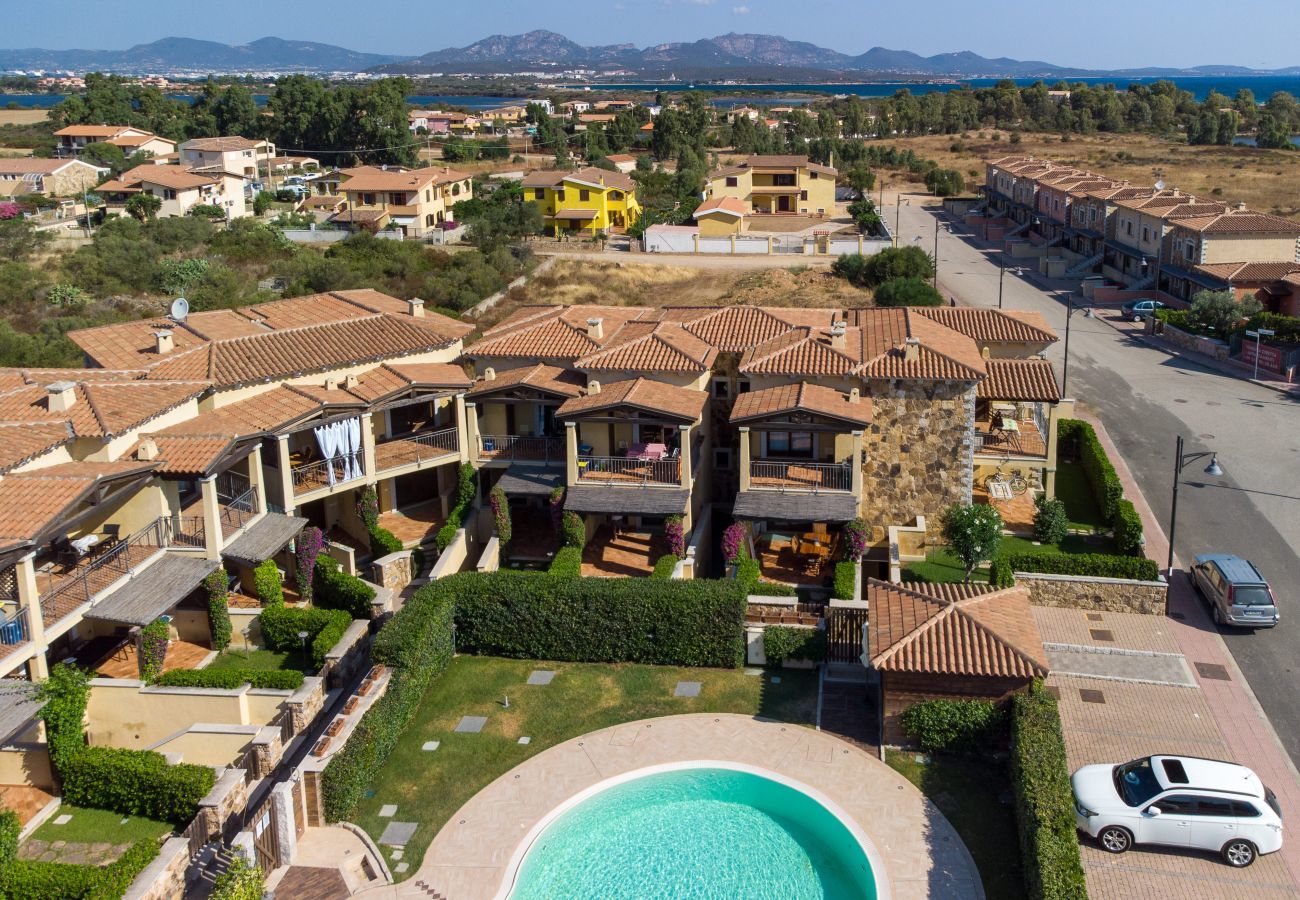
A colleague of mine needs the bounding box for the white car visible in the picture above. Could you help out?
[1072,755,1283,867]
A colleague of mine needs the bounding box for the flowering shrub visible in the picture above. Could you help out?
[295,526,325,604]
[0,202,18,221]
[489,485,512,545]
[549,486,565,533]
[722,522,749,564]
[139,619,170,681]
[356,486,379,529]
[664,515,686,558]
[842,518,869,562]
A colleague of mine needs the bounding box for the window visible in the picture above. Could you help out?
[774,174,795,186]
[1195,798,1235,818]
[1125,221,1133,236]
[610,191,623,201]
[534,188,545,200]
[580,189,590,202]
[766,431,813,458]
[1151,795,1198,815]
[425,190,431,202]
[725,176,738,187]
[1160,759,1189,784]
[558,189,566,201]
[714,447,733,470]
[163,189,176,200]
[1142,226,1151,242]
[737,380,751,393]
[1183,242,1195,261]
[452,183,461,196]
[1230,800,1262,818]
[800,190,808,201]
[362,193,375,206]
[711,377,730,399]
[810,171,818,179]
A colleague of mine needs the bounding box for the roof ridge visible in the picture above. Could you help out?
[78,383,111,437]
[873,600,954,668]
[948,595,1047,676]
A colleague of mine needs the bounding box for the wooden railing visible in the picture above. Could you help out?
[577,455,680,487]
[376,426,459,472]
[477,434,564,463]
[749,460,852,493]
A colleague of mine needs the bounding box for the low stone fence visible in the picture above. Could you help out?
[123,835,190,900]
[1018,572,1167,614]
[1145,319,1230,361]
[371,550,414,593]
[464,255,557,319]
[285,676,327,734]
[320,621,372,690]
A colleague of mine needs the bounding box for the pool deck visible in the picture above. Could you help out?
[357,713,983,900]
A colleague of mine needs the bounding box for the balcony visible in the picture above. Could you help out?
[974,403,1048,459]
[0,606,32,664]
[375,426,459,474]
[291,456,366,497]
[749,461,852,493]
[477,434,564,464]
[576,455,681,487]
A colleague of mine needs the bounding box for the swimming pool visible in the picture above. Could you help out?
[505,764,880,899]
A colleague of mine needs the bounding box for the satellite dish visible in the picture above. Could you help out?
[1154,179,1166,191]
[169,297,189,323]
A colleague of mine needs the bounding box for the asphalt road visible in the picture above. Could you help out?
[893,198,1300,767]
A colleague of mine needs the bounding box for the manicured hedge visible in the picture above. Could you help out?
[989,557,1015,588]
[734,557,798,597]
[0,808,18,879]
[1113,500,1144,556]
[313,557,376,619]
[205,569,232,652]
[0,839,159,900]
[900,698,1004,754]
[444,571,747,668]
[368,525,404,556]
[1003,552,1160,582]
[832,560,856,600]
[548,546,583,577]
[322,586,455,821]
[651,554,680,579]
[61,746,215,825]
[1058,418,1146,556]
[1010,681,1088,900]
[154,669,304,690]
[762,626,826,664]
[253,559,283,607]
[259,605,351,668]
[435,464,477,553]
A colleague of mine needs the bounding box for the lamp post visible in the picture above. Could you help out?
[933,217,942,288]
[997,248,1023,310]
[1245,328,1276,381]
[1167,435,1225,578]
[1060,291,1093,398]
[894,196,909,248]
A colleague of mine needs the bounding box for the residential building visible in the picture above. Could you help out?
[331,165,473,238]
[178,136,276,180]
[1160,207,1300,300]
[1107,192,1229,289]
[462,303,1062,582]
[575,113,617,131]
[270,155,321,173]
[521,166,642,235]
[96,164,248,219]
[0,158,106,196]
[559,100,591,115]
[408,111,477,135]
[1067,183,1151,262]
[693,196,749,236]
[605,153,639,174]
[53,125,176,159]
[481,105,528,124]
[705,155,838,217]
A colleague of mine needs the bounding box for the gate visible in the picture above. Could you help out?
[250,801,281,873]
[826,607,868,665]
[772,235,808,255]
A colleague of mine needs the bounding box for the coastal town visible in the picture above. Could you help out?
[0,15,1297,900]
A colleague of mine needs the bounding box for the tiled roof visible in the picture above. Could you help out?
[866,580,1048,679]
[0,422,74,474]
[1177,210,1300,235]
[556,377,706,422]
[470,306,642,362]
[181,136,265,152]
[740,327,860,376]
[147,435,243,477]
[0,459,158,548]
[116,164,220,190]
[854,310,986,381]
[695,196,748,217]
[674,306,807,351]
[0,378,207,439]
[1192,261,1300,282]
[338,165,468,192]
[730,382,872,426]
[521,166,635,192]
[54,125,135,137]
[576,323,716,373]
[467,364,585,399]
[349,362,471,402]
[913,307,1058,345]
[977,359,1061,402]
[330,208,389,225]
[0,159,90,175]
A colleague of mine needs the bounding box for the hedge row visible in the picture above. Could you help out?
[735,558,798,597]
[0,839,159,900]
[900,698,1005,754]
[260,605,351,669]
[313,557,376,619]
[322,587,455,821]
[1003,552,1160,582]
[443,571,747,668]
[651,554,680,579]
[832,561,856,600]
[1058,418,1146,556]
[154,668,304,691]
[61,746,215,825]
[1010,681,1088,900]
[762,626,826,664]
[435,464,477,553]
[253,559,283,606]
[547,546,582,577]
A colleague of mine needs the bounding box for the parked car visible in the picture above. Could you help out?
[1192,554,1279,628]
[1121,299,1167,322]
[1073,755,1283,867]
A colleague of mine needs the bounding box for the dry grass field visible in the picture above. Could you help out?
[874,130,1300,219]
[0,109,49,126]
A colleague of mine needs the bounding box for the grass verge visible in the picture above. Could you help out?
[204,648,314,673]
[29,805,172,846]
[1053,461,1108,531]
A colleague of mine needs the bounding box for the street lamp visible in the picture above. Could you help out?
[1245,328,1276,381]
[1060,291,1093,398]
[894,196,909,248]
[1167,436,1225,578]
[933,218,949,288]
[997,249,1023,310]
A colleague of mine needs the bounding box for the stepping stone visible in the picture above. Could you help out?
[53,815,72,825]
[743,667,763,676]
[378,821,418,847]
[674,681,701,698]
[454,716,487,734]
[395,862,409,873]
[518,736,531,745]
[422,740,440,752]
[378,804,398,818]
[527,670,555,686]
[390,849,403,860]
[771,676,782,684]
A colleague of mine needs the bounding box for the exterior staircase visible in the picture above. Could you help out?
[1127,273,1155,291]
[1065,252,1104,278]
[1004,219,1032,238]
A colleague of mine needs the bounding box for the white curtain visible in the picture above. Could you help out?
[314,422,339,486]
[347,417,362,479]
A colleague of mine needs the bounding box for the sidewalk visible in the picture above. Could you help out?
[1081,411,1300,890]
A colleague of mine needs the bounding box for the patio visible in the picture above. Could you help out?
[507,505,559,561]
[92,637,212,679]
[755,529,838,587]
[974,484,1038,534]
[974,411,1047,458]
[36,542,160,629]
[377,500,447,549]
[581,526,667,578]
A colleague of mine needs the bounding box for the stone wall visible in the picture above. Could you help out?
[286,676,326,734]
[320,621,372,690]
[370,551,413,593]
[122,836,189,900]
[1019,573,1167,614]
[192,767,249,844]
[861,379,975,545]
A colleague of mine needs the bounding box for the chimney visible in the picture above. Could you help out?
[407,297,425,318]
[586,317,604,341]
[345,374,359,390]
[829,321,847,350]
[136,438,159,461]
[46,381,77,413]
[903,337,921,363]
[324,376,341,390]
[484,366,496,382]
[1237,201,1248,212]
[587,380,601,395]
[154,330,174,355]
[1171,187,1180,197]
[848,387,861,405]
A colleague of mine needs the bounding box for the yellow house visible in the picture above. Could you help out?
[522,166,642,235]
[694,196,748,237]
[705,154,837,217]
[332,165,472,238]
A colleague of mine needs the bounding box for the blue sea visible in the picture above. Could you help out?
[0,93,523,110]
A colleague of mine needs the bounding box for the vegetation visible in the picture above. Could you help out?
[259,604,351,668]
[873,276,945,307]
[833,560,857,600]
[434,464,477,553]
[204,569,232,652]
[1000,552,1160,582]
[831,245,934,289]
[252,559,284,607]
[154,668,305,690]
[27,805,171,847]
[62,747,215,826]
[294,526,324,604]
[210,856,263,900]
[0,839,159,900]
[0,809,17,881]
[651,554,680,579]
[547,546,583,577]
[762,626,827,664]
[1189,289,1262,337]
[989,557,1015,588]
[489,484,512,547]
[901,698,1005,754]
[560,509,586,550]
[940,503,1004,582]
[1032,495,1069,545]
[139,618,170,681]
[205,648,313,673]
[1057,419,1145,555]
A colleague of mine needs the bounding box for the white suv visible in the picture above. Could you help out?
[1072,755,1283,867]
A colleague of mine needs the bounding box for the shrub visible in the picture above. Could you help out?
[0,839,159,900]
[841,518,869,562]
[446,571,747,668]
[37,663,90,777]
[204,569,232,652]
[0,808,18,878]
[253,559,284,607]
[322,586,454,820]
[1032,495,1069,545]
[833,560,856,600]
[154,669,304,690]
[295,526,325,604]
[664,515,685,558]
[548,546,583,577]
[139,619,170,682]
[62,746,215,825]
[1010,681,1087,900]
[722,521,749,564]
[1238,311,1300,344]
[830,253,870,287]
[901,698,1005,754]
[489,485,512,546]
[1190,288,1259,337]
[1113,500,1144,556]
[651,554,680,579]
[548,486,565,532]
[436,464,478,553]
[989,557,1015,588]
[1057,419,1122,523]
[1002,552,1160,582]
[762,626,826,664]
[873,276,944,307]
[259,604,351,668]
[561,510,586,549]
[211,855,263,900]
[940,503,1003,582]
[187,203,226,219]
[368,525,404,556]
[356,486,379,529]
[734,556,760,589]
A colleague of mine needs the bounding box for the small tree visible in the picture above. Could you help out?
[1190,289,1261,336]
[252,191,273,217]
[863,244,935,286]
[940,503,1004,582]
[561,510,586,549]
[873,276,945,307]
[847,198,881,233]
[253,558,284,607]
[1032,495,1069,545]
[139,618,171,681]
[125,192,162,222]
[846,163,875,198]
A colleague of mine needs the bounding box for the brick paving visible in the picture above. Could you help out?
[819,678,878,754]
[1045,644,1195,686]
[1033,606,1182,654]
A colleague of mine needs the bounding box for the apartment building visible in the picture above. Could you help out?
[96,163,248,219]
[522,167,642,236]
[462,303,1062,583]
[705,155,838,217]
[1160,207,1300,300]
[178,136,276,179]
[53,125,177,159]
[0,158,106,196]
[331,165,473,238]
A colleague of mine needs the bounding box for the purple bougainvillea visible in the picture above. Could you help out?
[842,518,869,562]
[296,526,325,603]
[0,202,18,221]
[665,515,686,558]
[722,521,749,564]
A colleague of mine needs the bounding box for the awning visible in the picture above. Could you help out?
[732,491,859,523]
[84,554,221,627]
[0,686,44,744]
[497,464,563,497]
[564,485,689,516]
[550,209,599,220]
[221,513,308,566]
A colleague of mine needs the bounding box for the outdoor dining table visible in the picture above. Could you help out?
[628,442,668,460]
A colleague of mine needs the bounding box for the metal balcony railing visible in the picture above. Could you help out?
[291,456,365,495]
[749,460,852,493]
[39,517,172,628]
[376,426,459,472]
[0,606,30,659]
[218,487,260,535]
[576,455,681,487]
[477,434,564,464]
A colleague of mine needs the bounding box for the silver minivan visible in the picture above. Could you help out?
[1192,554,1279,628]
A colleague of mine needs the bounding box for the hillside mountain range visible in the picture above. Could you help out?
[2,32,1297,79]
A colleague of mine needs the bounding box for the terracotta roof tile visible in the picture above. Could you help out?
[338,165,468,192]
[0,379,206,439]
[467,364,585,399]
[695,196,748,217]
[675,306,802,351]
[556,377,706,422]
[0,422,74,474]
[977,359,1060,402]
[521,166,635,192]
[913,307,1058,345]
[1192,261,1300,282]
[1177,210,1300,235]
[730,382,872,426]
[147,435,242,477]
[0,459,159,547]
[740,327,860,376]
[576,323,716,373]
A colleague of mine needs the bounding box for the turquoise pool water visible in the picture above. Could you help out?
[509,767,878,900]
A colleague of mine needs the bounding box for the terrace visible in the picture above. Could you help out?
[580,526,668,578]
[374,425,459,474]
[974,401,1048,459]
[755,525,840,587]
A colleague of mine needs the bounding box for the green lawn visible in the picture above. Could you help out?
[1054,461,1108,531]
[29,805,172,846]
[903,532,1119,584]
[352,656,819,880]
[204,648,314,673]
[886,750,1023,900]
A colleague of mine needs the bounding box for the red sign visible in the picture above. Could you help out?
[1241,340,1283,373]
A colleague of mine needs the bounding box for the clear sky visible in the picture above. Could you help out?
[8,0,1300,71]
